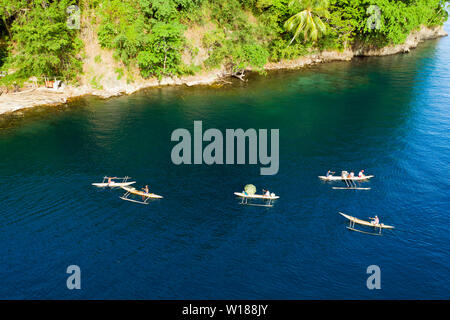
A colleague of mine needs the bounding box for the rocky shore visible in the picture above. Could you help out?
[0,25,446,116]
[0,71,223,115]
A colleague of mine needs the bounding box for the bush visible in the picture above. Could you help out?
[232,44,269,72]
[6,0,82,80]
[137,22,186,79]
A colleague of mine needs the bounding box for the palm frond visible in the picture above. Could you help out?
[284,0,330,44]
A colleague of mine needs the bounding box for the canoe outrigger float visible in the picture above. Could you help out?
[332,181,371,190]
[318,175,374,181]
[320,171,372,190]
[339,212,394,235]
[120,186,163,205]
[92,176,136,188]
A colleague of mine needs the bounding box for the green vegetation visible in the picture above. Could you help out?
[201,0,270,75]
[95,0,197,79]
[0,0,447,87]
[0,0,82,85]
[284,0,330,44]
[137,21,186,79]
[90,74,103,89]
[115,67,124,80]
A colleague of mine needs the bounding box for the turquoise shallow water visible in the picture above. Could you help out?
[0,26,449,299]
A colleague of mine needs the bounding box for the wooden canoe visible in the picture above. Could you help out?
[92,181,136,187]
[121,186,163,199]
[319,175,374,181]
[339,212,394,229]
[234,192,279,200]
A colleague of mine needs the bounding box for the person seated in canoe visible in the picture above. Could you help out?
[341,171,348,179]
[264,190,271,197]
[107,177,118,185]
[326,170,335,178]
[349,171,355,178]
[370,215,380,225]
[358,170,365,177]
[140,185,150,201]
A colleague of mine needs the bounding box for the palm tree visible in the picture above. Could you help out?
[284,0,329,45]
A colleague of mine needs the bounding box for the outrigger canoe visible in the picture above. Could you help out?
[234,192,279,207]
[339,212,394,235]
[92,181,136,187]
[319,175,374,181]
[92,176,136,188]
[121,186,163,199]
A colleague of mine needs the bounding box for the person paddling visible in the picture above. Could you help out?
[326,170,335,178]
[370,215,380,225]
[141,185,150,201]
[358,170,365,178]
[107,176,118,185]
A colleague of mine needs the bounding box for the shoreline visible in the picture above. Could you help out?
[0,25,447,116]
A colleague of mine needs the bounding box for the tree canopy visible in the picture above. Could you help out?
[284,0,330,44]
[0,0,447,86]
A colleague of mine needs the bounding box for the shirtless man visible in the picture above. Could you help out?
[107,176,118,186]
[370,215,380,225]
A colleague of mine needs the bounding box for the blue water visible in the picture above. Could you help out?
[1,28,449,299]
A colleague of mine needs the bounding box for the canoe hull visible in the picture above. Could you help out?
[121,186,163,199]
[319,175,374,181]
[339,212,394,229]
[234,192,279,200]
[92,181,136,187]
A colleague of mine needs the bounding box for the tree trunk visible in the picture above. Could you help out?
[231,69,246,81]
[2,17,12,40]
[163,43,167,73]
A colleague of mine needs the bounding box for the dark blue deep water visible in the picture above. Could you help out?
[1,27,449,299]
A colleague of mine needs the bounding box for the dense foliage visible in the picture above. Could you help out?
[284,0,330,44]
[0,0,447,86]
[95,0,195,79]
[0,0,82,84]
